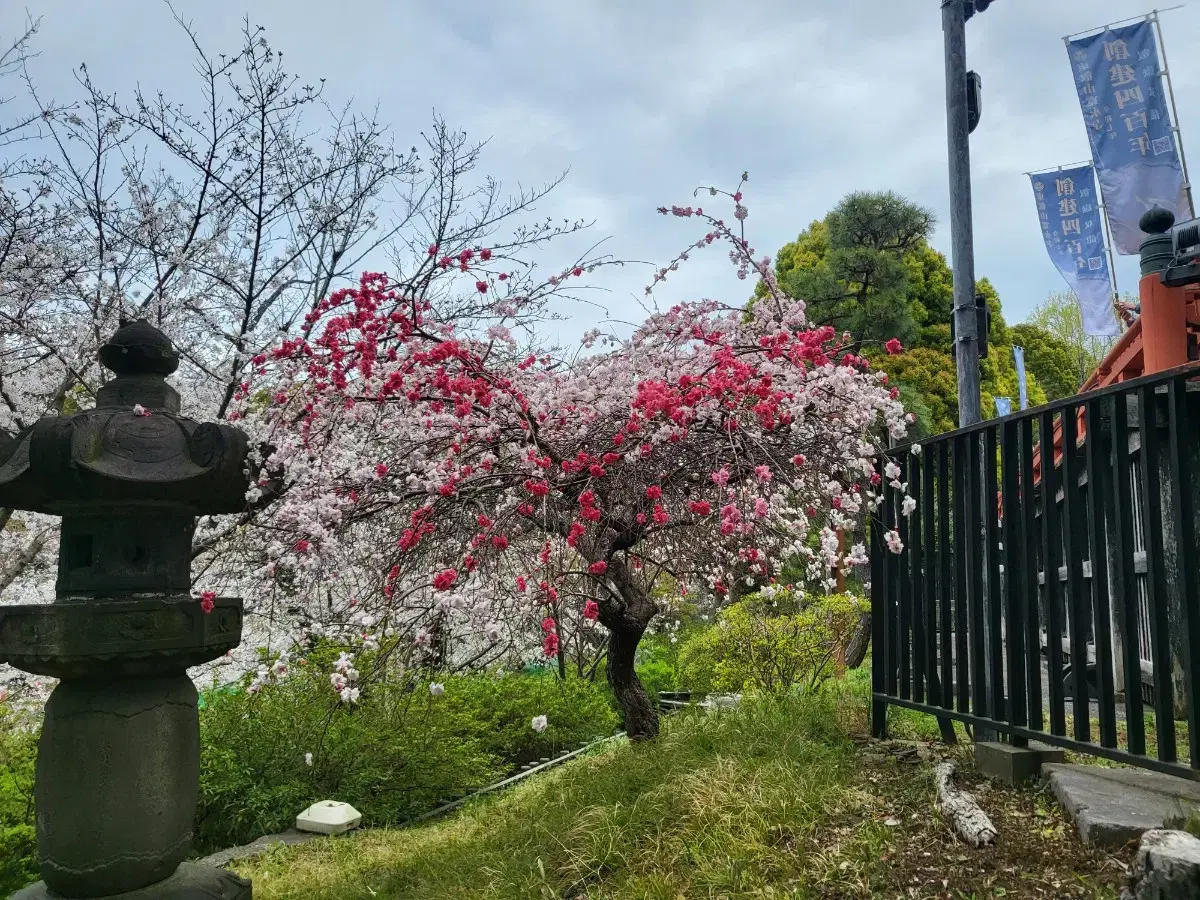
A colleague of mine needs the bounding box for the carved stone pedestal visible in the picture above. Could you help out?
[37,677,200,895]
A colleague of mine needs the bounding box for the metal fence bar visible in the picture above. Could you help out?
[1110,390,1146,755]
[870,465,888,739]
[1085,398,1118,750]
[1040,408,1067,737]
[1019,416,1044,731]
[1001,418,1028,735]
[922,448,940,706]
[910,455,926,705]
[1138,383,1177,761]
[883,466,899,701]
[1061,406,1091,742]
[967,436,988,721]
[938,441,954,708]
[898,455,912,701]
[984,425,1005,722]
[953,435,970,713]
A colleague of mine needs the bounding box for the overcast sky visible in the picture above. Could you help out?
[5,0,1199,343]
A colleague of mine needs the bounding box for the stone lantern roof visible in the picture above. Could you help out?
[0,318,248,516]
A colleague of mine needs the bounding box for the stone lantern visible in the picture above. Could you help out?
[0,320,252,898]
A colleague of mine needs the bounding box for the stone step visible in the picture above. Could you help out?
[1044,763,1200,847]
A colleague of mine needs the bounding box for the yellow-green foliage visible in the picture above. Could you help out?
[677,592,863,695]
[870,347,959,436]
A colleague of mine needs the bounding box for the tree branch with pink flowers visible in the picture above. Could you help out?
[232,178,914,740]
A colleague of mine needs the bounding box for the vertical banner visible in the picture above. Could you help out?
[1013,345,1029,410]
[1067,22,1187,255]
[994,397,1013,417]
[1031,165,1121,336]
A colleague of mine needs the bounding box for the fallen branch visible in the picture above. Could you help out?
[934,761,997,847]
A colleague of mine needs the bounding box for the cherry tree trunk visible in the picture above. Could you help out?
[602,560,659,741]
[844,611,871,670]
[607,617,659,741]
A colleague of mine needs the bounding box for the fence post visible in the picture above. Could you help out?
[870,489,889,740]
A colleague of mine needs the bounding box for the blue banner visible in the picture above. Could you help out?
[1031,164,1120,337]
[1013,345,1029,410]
[995,397,1013,417]
[1068,21,1188,255]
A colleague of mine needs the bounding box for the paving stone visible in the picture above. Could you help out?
[1044,764,1200,847]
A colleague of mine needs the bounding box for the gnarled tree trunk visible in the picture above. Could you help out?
[601,558,659,741]
[844,611,871,669]
[606,615,658,741]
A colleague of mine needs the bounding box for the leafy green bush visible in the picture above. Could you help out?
[196,658,618,853]
[0,705,37,894]
[0,824,36,894]
[633,639,679,704]
[677,592,864,695]
[432,670,618,766]
[197,674,494,853]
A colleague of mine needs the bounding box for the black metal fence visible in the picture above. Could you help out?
[871,364,1200,778]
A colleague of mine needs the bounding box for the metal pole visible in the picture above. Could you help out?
[943,0,993,743]
[1098,202,1119,298]
[943,0,981,429]
[1097,200,1125,330]
[1151,10,1196,217]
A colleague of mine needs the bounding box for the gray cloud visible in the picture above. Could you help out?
[4,0,1196,343]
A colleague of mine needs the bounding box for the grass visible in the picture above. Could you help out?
[1057,711,1192,771]
[233,679,1131,899]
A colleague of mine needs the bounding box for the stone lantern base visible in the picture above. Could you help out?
[12,863,251,900]
[0,596,249,900]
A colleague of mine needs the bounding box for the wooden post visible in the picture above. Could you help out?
[1140,273,1190,374]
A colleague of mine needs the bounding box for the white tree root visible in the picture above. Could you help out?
[934,761,997,847]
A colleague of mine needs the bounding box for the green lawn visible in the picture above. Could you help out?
[233,684,1129,899]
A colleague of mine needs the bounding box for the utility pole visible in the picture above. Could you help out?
[943,0,996,744]
[943,0,982,428]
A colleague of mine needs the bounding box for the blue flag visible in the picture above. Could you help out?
[995,397,1013,417]
[1031,164,1120,337]
[1013,346,1029,410]
[1067,21,1188,256]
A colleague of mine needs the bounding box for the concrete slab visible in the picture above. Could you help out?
[13,864,251,899]
[1044,764,1200,847]
[975,741,1066,786]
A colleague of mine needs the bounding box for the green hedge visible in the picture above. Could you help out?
[0,707,37,895]
[196,661,619,852]
[0,662,619,889]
